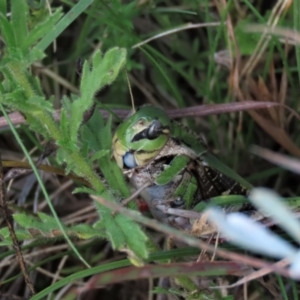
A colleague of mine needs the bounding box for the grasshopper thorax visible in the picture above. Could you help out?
[112,106,171,169]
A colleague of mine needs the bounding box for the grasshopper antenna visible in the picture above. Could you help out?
[126,70,135,113]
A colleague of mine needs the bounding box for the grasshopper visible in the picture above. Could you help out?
[112,106,252,232]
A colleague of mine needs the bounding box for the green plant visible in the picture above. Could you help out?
[1,1,300,299]
[0,0,148,268]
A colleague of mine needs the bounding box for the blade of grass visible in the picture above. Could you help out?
[35,0,93,52]
[140,46,184,107]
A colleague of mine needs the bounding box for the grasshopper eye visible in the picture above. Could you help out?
[147,120,163,139]
[131,120,168,142]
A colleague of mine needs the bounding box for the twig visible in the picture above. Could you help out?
[132,22,223,49]
[121,182,151,207]
[0,150,36,295]
[92,195,291,278]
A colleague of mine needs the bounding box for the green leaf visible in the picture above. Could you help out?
[0,2,6,15]
[38,212,64,231]
[22,8,63,50]
[59,109,70,143]
[0,227,10,239]
[11,0,28,47]
[0,13,17,49]
[10,212,105,241]
[117,215,148,259]
[3,61,36,98]
[235,20,262,55]
[55,148,78,175]
[0,227,30,246]
[0,57,92,267]
[25,45,45,65]
[14,213,41,229]
[94,202,148,259]
[69,48,126,143]
[73,187,96,195]
[34,0,93,52]
[89,150,110,162]
[82,112,131,199]
[2,91,54,138]
[72,224,105,239]
[95,204,126,249]
[155,155,190,185]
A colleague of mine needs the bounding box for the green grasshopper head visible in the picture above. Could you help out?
[112,106,171,169]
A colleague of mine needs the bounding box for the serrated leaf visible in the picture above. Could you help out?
[96,203,126,249]
[80,48,127,98]
[69,48,126,142]
[7,89,54,139]
[22,8,62,50]
[10,212,104,241]
[116,215,148,259]
[56,148,78,175]
[26,47,45,65]
[72,224,104,239]
[95,202,148,259]
[38,212,63,230]
[13,213,41,229]
[27,96,53,112]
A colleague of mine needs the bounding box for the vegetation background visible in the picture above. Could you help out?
[0,0,300,299]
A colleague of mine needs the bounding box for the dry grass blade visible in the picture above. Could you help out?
[0,111,61,128]
[231,55,300,157]
[132,22,223,49]
[0,294,28,300]
[0,102,281,128]
[3,160,90,185]
[218,0,300,160]
[250,145,300,174]
[248,111,300,158]
[244,24,300,45]
[80,261,248,292]
[241,0,292,76]
[167,101,281,118]
[211,258,290,290]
